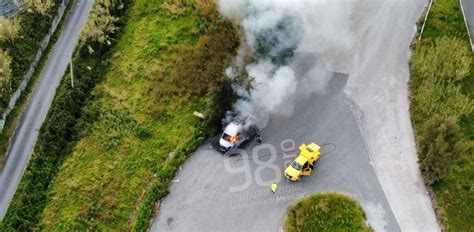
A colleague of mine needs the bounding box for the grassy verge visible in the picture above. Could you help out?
[411,0,474,231]
[0,0,74,167]
[284,193,372,232]
[4,0,238,231]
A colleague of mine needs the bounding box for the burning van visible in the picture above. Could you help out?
[219,116,258,152]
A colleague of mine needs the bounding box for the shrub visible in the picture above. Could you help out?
[136,125,153,139]
[285,193,372,232]
[0,16,20,44]
[167,26,238,98]
[418,115,468,185]
[411,36,471,82]
[413,78,473,122]
[203,79,235,134]
[80,0,122,44]
[24,0,55,16]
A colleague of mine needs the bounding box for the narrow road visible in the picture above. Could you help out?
[0,0,94,220]
[461,0,474,50]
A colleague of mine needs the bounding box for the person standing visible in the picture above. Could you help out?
[271,182,277,194]
[256,134,262,144]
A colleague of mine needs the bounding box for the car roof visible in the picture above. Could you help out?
[223,121,242,136]
[294,155,308,165]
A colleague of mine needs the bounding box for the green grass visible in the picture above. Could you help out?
[35,1,237,231]
[284,193,372,232]
[411,0,474,230]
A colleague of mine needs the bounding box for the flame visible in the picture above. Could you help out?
[229,135,240,143]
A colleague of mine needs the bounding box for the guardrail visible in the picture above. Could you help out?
[419,0,434,41]
[0,0,70,131]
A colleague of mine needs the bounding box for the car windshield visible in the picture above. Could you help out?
[222,133,239,143]
[291,161,302,171]
[222,133,232,142]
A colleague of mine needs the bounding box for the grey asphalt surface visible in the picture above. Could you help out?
[152,0,441,231]
[0,0,18,18]
[151,53,400,231]
[461,0,474,49]
[0,0,94,220]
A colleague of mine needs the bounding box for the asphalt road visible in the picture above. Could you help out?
[0,0,18,18]
[152,53,400,231]
[461,0,474,50]
[153,0,440,231]
[0,0,94,220]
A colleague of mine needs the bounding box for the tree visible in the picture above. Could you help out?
[80,0,122,45]
[418,115,467,185]
[411,36,472,82]
[24,0,55,16]
[0,16,20,44]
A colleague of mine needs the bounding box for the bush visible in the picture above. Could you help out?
[418,115,468,185]
[285,193,372,232]
[136,125,153,139]
[411,37,471,82]
[80,0,122,44]
[413,78,473,122]
[25,0,55,16]
[0,16,20,44]
[166,25,238,98]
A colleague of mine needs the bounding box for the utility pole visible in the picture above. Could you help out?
[70,58,74,88]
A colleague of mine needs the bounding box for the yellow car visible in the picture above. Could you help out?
[284,143,320,181]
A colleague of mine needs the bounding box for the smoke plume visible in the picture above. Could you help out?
[218,0,354,129]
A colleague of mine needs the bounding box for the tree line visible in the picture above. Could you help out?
[411,36,473,184]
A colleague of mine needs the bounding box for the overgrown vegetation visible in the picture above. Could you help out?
[418,115,467,184]
[0,0,65,166]
[284,193,372,232]
[0,1,129,231]
[24,0,56,16]
[410,0,474,230]
[80,0,122,45]
[1,0,237,231]
[0,0,62,112]
[0,17,20,44]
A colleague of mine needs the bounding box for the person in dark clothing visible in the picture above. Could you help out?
[256,134,262,144]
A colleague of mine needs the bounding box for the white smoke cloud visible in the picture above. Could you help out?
[218,0,354,129]
[248,63,297,112]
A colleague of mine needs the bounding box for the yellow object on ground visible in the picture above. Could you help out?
[284,143,320,181]
[271,183,278,193]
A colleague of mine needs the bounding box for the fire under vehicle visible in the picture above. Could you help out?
[218,116,258,152]
[284,143,320,181]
